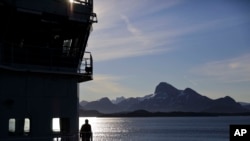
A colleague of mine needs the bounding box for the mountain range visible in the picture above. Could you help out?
[80,82,250,114]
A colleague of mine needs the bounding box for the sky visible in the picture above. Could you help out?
[79,0,250,103]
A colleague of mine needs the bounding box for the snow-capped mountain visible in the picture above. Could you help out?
[80,82,249,113]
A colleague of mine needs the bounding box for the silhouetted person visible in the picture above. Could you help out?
[80,119,92,141]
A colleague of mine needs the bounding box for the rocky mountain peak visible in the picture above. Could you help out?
[224,96,235,102]
[183,87,195,93]
[154,82,179,97]
[216,96,236,104]
[99,97,112,104]
[112,96,126,104]
[183,88,200,96]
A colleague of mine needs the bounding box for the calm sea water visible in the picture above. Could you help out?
[79,116,250,141]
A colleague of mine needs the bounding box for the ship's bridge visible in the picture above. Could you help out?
[0,0,97,141]
[0,0,97,82]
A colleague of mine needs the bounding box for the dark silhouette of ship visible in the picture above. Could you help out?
[0,0,97,140]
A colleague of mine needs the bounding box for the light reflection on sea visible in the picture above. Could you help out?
[79,116,250,141]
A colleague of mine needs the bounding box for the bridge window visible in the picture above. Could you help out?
[8,118,30,136]
[24,118,30,134]
[52,117,70,133]
[63,39,72,55]
[8,118,16,134]
[52,118,61,132]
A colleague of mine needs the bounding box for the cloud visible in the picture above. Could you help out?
[120,15,150,46]
[83,74,122,94]
[191,54,250,83]
[87,0,250,63]
[79,74,142,100]
[87,0,182,62]
[89,0,240,62]
[183,75,198,86]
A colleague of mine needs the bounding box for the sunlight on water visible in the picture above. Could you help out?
[80,117,133,140]
[79,116,250,141]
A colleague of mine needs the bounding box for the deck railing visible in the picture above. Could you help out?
[72,0,93,5]
[0,45,92,76]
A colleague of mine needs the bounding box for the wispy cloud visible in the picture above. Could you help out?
[191,54,250,83]
[79,74,142,100]
[88,0,182,61]
[81,74,122,94]
[183,75,198,86]
[88,0,242,62]
[120,15,150,46]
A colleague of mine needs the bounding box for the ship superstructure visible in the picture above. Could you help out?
[0,0,97,140]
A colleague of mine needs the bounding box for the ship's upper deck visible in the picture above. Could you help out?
[0,0,97,82]
[2,0,97,22]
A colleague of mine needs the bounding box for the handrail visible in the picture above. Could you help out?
[0,45,93,76]
[80,51,93,74]
[73,0,93,6]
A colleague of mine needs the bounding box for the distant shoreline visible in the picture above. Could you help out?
[79,110,250,117]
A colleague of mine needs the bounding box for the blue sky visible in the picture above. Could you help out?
[79,0,250,102]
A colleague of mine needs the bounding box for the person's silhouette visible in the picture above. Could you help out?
[80,119,92,141]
